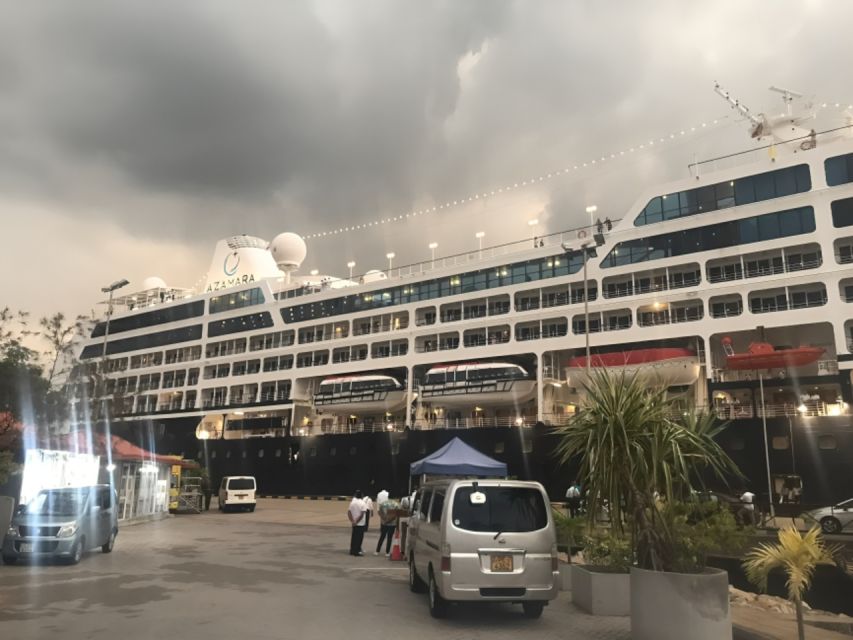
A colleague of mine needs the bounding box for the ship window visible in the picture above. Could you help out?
[80,325,203,360]
[211,451,217,459]
[635,165,810,226]
[831,197,853,228]
[494,442,505,454]
[208,312,274,338]
[729,437,745,451]
[522,440,533,453]
[826,152,853,186]
[604,207,815,268]
[817,435,837,450]
[258,449,264,458]
[275,449,282,457]
[209,287,265,314]
[771,436,789,450]
[90,300,205,338]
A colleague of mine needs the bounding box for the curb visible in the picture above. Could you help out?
[732,626,774,640]
[258,495,349,501]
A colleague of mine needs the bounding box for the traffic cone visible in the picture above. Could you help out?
[389,527,404,561]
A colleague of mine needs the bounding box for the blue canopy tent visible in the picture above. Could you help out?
[409,438,507,486]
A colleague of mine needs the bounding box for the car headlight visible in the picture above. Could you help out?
[57,523,78,538]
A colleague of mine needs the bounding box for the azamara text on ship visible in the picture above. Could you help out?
[70,88,853,504]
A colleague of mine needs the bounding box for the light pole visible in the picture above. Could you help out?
[528,218,539,245]
[757,371,776,520]
[475,231,485,255]
[347,261,356,280]
[99,278,129,422]
[386,252,395,271]
[581,243,591,373]
[428,242,438,268]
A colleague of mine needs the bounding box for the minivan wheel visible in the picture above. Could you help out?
[821,517,842,534]
[102,530,116,553]
[249,505,256,513]
[409,557,426,593]
[522,602,545,619]
[428,569,449,618]
[2,554,16,565]
[69,537,85,565]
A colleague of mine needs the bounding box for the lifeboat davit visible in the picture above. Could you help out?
[721,337,824,370]
[566,348,701,387]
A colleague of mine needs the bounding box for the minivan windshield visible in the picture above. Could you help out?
[25,489,89,517]
[228,478,255,490]
[451,486,547,532]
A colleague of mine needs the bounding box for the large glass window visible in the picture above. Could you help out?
[80,325,202,359]
[208,312,274,337]
[91,300,205,338]
[826,152,853,187]
[281,253,588,324]
[635,165,810,226]
[831,197,853,228]
[603,207,815,268]
[209,287,265,314]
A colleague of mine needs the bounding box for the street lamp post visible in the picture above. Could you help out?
[99,278,130,422]
[528,218,539,246]
[585,205,598,233]
[757,369,777,520]
[428,242,438,268]
[582,243,591,373]
[347,261,356,280]
[386,252,395,271]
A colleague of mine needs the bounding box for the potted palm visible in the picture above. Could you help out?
[556,370,742,639]
[743,527,839,640]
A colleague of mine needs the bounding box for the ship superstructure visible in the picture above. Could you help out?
[69,89,853,502]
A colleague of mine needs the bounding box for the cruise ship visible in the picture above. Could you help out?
[70,89,853,503]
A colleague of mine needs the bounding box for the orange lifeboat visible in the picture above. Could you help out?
[721,337,824,370]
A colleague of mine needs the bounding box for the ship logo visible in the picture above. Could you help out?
[223,252,240,276]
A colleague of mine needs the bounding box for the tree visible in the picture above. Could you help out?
[38,313,80,385]
[743,527,839,640]
[0,412,23,485]
[554,369,742,571]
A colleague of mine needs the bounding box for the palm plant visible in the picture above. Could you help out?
[743,527,838,640]
[555,369,741,571]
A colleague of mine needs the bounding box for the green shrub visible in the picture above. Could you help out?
[582,532,633,572]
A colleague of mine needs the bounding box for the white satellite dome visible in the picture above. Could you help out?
[141,276,167,290]
[269,232,307,270]
[362,270,388,283]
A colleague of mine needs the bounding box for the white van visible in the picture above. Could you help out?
[218,476,257,512]
[406,479,558,618]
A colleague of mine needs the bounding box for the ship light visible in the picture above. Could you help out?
[515,417,524,426]
[797,404,808,413]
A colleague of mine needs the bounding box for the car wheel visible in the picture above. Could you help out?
[428,568,449,618]
[2,554,16,565]
[102,530,116,553]
[821,517,842,534]
[69,537,85,565]
[522,602,545,619]
[409,557,426,593]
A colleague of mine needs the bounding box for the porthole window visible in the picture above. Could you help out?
[418,444,426,454]
[242,451,247,458]
[275,448,282,457]
[522,441,533,454]
[225,450,231,459]
[729,438,745,451]
[391,443,400,455]
[330,447,336,456]
[350,446,357,455]
[310,447,317,457]
[258,449,265,458]
[494,442,505,454]
[197,450,203,459]
[211,451,217,459]
[772,436,790,450]
[818,435,837,450]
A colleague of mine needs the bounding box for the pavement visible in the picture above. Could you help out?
[0,499,631,640]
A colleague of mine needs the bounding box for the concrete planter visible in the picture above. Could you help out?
[558,560,572,591]
[572,564,630,616]
[630,566,731,640]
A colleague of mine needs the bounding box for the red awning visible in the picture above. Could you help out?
[44,431,195,467]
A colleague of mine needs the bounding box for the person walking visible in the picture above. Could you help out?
[375,496,398,556]
[565,480,582,518]
[348,490,367,556]
[200,470,212,511]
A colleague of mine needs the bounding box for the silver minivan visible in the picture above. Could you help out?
[406,479,558,618]
[2,485,119,565]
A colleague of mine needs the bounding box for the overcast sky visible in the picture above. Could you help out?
[1,0,851,328]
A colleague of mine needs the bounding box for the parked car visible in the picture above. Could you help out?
[2,485,118,565]
[406,479,558,619]
[805,498,853,534]
[218,476,257,512]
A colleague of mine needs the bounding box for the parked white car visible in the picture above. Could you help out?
[805,498,853,534]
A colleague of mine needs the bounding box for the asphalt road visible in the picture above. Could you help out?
[0,499,631,640]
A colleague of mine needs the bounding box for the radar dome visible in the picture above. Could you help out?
[269,232,307,270]
[141,276,167,290]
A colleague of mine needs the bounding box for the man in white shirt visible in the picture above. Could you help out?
[348,490,367,556]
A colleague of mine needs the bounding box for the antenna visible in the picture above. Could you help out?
[769,86,804,117]
[714,82,763,127]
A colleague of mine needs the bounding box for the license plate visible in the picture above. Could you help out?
[490,554,513,572]
[20,543,33,553]
[236,494,247,499]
